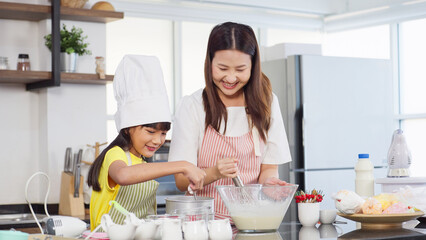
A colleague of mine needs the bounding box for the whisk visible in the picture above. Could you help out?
[187,185,198,200]
[232,176,255,204]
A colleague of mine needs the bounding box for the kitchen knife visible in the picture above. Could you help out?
[74,163,81,198]
[77,149,83,165]
[73,149,83,198]
[64,147,72,173]
[70,153,77,175]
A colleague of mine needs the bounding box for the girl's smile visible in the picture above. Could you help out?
[145,145,157,152]
[129,126,167,158]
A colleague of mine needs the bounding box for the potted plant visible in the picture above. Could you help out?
[44,24,91,72]
[295,189,324,227]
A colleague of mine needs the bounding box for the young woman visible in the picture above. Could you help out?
[87,55,205,230]
[168,22,292,219]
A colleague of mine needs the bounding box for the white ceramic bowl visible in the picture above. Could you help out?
[319,209,337,224]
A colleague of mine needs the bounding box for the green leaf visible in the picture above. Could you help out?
[65,48,75,54]
[43,24,91,56]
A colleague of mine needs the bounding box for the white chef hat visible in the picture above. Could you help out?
[113,55,171,132]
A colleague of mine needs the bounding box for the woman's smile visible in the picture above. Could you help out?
[212,49,251,103]
[222,81,238,89]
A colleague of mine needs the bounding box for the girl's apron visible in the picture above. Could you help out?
[108,152,159,224]
[196,125,264,219]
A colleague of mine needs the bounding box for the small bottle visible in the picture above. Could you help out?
[0,56,9,70]
[355,153,374,198]
[17,54,31,71]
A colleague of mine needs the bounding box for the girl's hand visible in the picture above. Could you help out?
[183,163,206,191]
[262,177,289,186]
[215,157,238,179]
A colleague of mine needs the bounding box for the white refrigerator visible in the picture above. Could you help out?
[263,55,396,214]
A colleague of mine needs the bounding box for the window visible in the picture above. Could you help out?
[398,18,426,177]
[323,25,390,59]
[180,21,215,98]
[265,28,322,47]
[401,119,426,177]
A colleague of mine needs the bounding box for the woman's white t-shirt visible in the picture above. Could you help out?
[168,89,292,165]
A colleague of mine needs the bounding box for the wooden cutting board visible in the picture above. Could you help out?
[29,234,76,240]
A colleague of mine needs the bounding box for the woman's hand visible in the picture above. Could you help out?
[262,177,293,201]
[262,176,289,186]
[182,163,206,191]
[215,157,238,179]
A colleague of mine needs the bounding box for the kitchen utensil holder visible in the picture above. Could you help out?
[59,171,85,219]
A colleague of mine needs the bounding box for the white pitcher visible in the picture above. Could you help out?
[101,214,137,240]
[161,218,182,240]
[182,220,208,240]
[208,219,232,240]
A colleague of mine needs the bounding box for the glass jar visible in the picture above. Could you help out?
[0,56,9,70]
[17,54,31,71]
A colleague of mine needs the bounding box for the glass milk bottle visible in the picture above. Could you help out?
[355,153,374,198]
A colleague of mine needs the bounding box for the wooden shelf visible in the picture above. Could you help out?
[0,70,113,85]
[0,1,122,89]
[0,1,123,23]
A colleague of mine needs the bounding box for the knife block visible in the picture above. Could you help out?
[59,171,85,219]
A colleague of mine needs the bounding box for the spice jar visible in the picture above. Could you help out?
[17,54,31,71]
[0,56,9,70]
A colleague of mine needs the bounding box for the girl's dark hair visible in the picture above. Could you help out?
[202,22,272,141]
[87,122,170,191]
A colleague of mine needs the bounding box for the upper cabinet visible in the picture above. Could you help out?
[0,1,124,89]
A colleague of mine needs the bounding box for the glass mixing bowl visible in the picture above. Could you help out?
[216,184,298,233]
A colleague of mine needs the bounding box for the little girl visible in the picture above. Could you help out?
[87,55,206,230]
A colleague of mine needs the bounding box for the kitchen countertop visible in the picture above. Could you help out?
[270,220,426,240]
[0,212,90,231]
[0,204,90,231]
[9,218,426,240]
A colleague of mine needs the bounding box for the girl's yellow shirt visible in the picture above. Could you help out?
[89,146,143,230]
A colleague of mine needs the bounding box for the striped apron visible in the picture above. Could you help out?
[108,152,159,224]
[196,125,264,219]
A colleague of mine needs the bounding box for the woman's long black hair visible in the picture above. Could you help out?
[87,122,170,191]
[202,22,272,142]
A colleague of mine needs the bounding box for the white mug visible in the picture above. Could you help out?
[208,219,232,240]
[182,220,208,240]
[101,214,137,240]
[161,218,182,240]
[134,220,159,240]
[153,220,163,240]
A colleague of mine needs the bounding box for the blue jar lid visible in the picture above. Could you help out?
[358,153,369,158]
